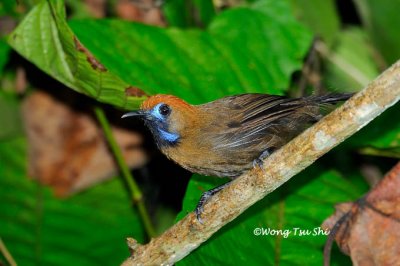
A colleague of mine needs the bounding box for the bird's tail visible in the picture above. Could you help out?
[312,92,355,105]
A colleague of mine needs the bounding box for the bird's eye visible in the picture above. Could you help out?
[158,104,171,117]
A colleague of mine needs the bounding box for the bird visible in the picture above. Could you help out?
[122,92,353,222]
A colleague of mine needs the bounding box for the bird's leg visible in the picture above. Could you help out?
[195,181,231,223]
[253,147,276,169]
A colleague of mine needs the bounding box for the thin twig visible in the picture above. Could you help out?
[122,60,400,266]
[0,237,17,266]
[94,107,156,238]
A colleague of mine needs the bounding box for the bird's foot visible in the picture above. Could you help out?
[252,147,276,169]
[195,182,231,224]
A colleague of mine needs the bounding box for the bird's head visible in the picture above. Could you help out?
[122,94,196,147]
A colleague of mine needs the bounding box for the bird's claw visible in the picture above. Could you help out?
[252,158,264,169]
[195,191,212,224]
[194,183,231,224]
[195,205,204,224]
[253,147,276,169]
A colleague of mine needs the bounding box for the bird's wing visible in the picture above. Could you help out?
[209,94,319,153]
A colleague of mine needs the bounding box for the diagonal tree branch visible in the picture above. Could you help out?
[122,60,400,266]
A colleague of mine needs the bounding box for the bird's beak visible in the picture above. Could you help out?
[121,110,146,119]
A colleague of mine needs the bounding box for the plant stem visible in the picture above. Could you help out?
[0,237,17,266]
[94,107,156,238]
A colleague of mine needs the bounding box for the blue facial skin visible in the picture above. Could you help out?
[146,103,180,146]
[158,128,180,143]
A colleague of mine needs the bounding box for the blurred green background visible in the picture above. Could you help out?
[0,0,399,265]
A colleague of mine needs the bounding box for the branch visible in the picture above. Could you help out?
[122,60,400,265]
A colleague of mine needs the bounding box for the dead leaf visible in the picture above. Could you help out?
[22,91,148,196]
[125,86,149,98]
[322,162,400,266]
[84,0,107,18]
[116,0,166,26]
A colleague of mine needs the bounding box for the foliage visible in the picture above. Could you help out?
[177,169,368,265]
[0,103,145,265]
[9,0,311,108]
[1,0,399,265]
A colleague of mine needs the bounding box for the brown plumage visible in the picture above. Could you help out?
[124,93,352,178]
[122,93,353,221]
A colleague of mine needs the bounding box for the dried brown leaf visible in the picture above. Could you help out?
[22,91,148,196]
[322,162,400,266]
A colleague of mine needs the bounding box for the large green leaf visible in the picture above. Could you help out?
[287,0,340,45]
[0,136,145,265]
[70,2,311,105]
[8,0,147,109]
[177,168,368,265]
[353,0,400,65]
[9,0,312,108]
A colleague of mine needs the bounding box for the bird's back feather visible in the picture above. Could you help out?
[138,93,352,178]
[193,93,350,177]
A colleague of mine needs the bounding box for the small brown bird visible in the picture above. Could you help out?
[122,93,352,221]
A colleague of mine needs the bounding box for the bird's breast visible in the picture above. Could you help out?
[159,113,250,177]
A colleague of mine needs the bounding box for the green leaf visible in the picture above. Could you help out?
[0,136,145,265]
[71,3,311,105]
[287,0,340,45]
[353,0,400,65]
[323,27,380,91]
[8,0,147,109]
[177,167,367,266]
[10,0,312,108]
